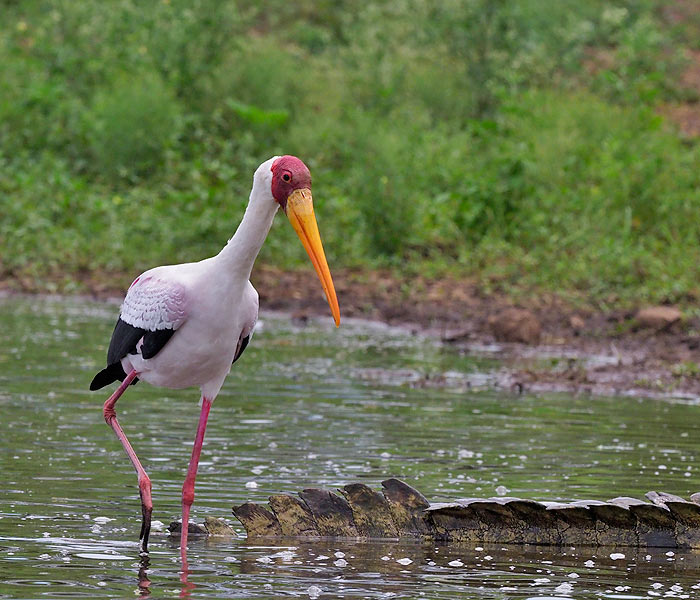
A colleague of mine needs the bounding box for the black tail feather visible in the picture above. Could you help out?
[90,362,138,391]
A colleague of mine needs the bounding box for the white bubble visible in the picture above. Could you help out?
[150,520,165,531]
[554,582,574,595]
[93,516,114,524]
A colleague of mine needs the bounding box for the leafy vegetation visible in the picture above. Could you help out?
[1,0,699,305]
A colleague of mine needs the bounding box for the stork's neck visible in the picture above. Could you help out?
[216,190,279,280]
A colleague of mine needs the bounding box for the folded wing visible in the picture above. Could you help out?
[90,275,188,390]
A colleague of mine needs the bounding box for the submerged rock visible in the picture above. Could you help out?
[168,516,237,537]
[167,520,207,536]
[204,516,237,537]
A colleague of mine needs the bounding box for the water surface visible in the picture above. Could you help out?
[1,296,699,598]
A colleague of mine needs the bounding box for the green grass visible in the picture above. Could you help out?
[1,0,700,306]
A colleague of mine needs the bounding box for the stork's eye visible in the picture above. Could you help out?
[282,173,291,182]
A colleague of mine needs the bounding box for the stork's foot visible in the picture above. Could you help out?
[138,478,153,555]
[138,509,152,555]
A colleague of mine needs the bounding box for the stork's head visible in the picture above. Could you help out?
[268,155,340,327]
[270,155,311,209]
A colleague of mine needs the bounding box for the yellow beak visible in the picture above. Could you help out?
[285,188,340,327]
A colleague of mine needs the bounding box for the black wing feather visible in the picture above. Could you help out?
[232,334,251,364]
[90,318,176,391]
[107,318,146,364]
[90,362,128,391]
[141,329,175,359]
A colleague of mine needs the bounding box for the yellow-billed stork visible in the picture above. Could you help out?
[90,156,340,563]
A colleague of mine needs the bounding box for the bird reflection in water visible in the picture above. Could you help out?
[136,554,151,597]
[134,553,195,598]
[179,561,196,599]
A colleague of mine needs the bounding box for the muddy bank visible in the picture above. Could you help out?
[251,266,700,401]
[4,266,700,399]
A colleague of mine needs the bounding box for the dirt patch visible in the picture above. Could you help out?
[660,0,700,43]
[581,46,617,77]
[660,102,700,138]
[659,50,700,137]
[655,0,700,137]
[4,266,700,400]
[679,49,700,92]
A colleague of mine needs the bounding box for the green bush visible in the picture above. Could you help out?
[85,72,182,180]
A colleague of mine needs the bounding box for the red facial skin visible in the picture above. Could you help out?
[270,155,312,210]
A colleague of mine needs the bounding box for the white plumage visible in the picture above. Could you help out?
[121,275,188,331]
[114,158,279,398]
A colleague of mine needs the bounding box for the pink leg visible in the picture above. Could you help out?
[102,369,153,555]
[180,397,213,564]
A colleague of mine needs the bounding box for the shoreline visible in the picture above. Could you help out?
[3,266,700,401]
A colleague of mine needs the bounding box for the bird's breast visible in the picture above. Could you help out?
[127,311,244,390]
